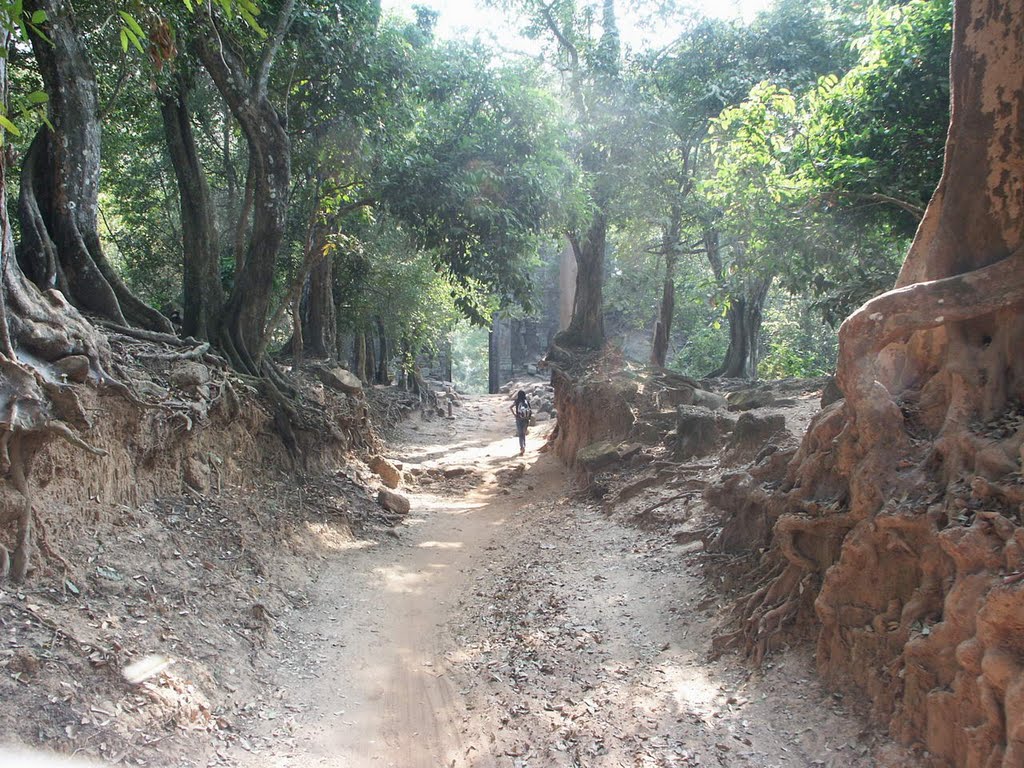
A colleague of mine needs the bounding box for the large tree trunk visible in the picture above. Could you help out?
[703,231,771,379]
[159,74,223,341]
[17,0,171,334]
[713,2,1024,764]
[299,257,337,360]
[558,212,607,350]
[195,5,293,375]
[0,29,116,583]
[709,279,771,379]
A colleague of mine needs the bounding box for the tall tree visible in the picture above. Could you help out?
[17,0,171,333]
[0,12,126,582]
[631,2,850,375]
[192,0,295,375]
[158,70,224,340]
[508,0,626,351]
[722,1,1024,763]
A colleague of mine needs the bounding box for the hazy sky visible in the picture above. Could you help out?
[379,0,775,51]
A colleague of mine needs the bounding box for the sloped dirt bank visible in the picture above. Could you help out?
[546,357,928,766]
[730,396,1024,768]
[551,351,1023,766]
[0,330,407,765]
[3,355,922,768]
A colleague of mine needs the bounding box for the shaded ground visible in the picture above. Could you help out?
[214,394,920,768]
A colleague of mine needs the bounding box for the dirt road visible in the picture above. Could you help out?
[232,394,917,768]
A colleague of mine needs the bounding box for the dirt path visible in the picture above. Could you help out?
[228,394,916,768]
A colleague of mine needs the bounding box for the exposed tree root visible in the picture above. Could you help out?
[705,250,1024,765]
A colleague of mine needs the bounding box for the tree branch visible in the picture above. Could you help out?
[255,0,297,98]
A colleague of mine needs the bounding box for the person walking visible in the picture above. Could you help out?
[510,390,532,455]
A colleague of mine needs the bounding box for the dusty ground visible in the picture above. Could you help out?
[197,393,922,768]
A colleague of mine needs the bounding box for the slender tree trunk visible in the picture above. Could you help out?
[17,0,171,333]
[374,316,390,384]
[650,205,682,368]
[290,291,303,369]
[159,74,223,341]
[488,328,499,394]
[352,332,368,383]
[363,327,376,384]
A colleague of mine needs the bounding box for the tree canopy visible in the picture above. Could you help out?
[0,0,956,395]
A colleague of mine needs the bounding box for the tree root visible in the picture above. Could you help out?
[837,248,1024,423]
[97,320,198,348]
[45,422,106,457]
[136,343,210,362]
[6,435,34,583]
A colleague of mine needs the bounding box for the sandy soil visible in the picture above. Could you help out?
[216,394,920,768]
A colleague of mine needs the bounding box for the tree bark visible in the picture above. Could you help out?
[558,211,607,350]
[710,278,771,379]
[300,257,337,360]
[195,4,293,375]
[650,205,682,368]
[17,0,171,334]
[363,327,376,384]
[374,316,390,384]
[0,25,118,583]
[351,331,370,383]
[488,327,500,394]
[159,74,223,341]
[703,230,771,379]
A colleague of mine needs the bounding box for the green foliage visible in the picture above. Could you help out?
[803,0,951,236]
[5,0,956,385]
[759,291,837,378]
[693,0,950,330]
[450,321,490,394]
[333,218,474,362]
[376,44,569,323]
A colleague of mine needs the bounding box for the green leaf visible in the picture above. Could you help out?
[238,6,267,37]
[30,9,45,24]
[183,0,194,11]
[120,27,129,53]
[26,90,47,104]
[0,114,21,137]
[118,11,145,40]
[124,26,144,54]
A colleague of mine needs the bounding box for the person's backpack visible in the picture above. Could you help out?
[515,400,531,420]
